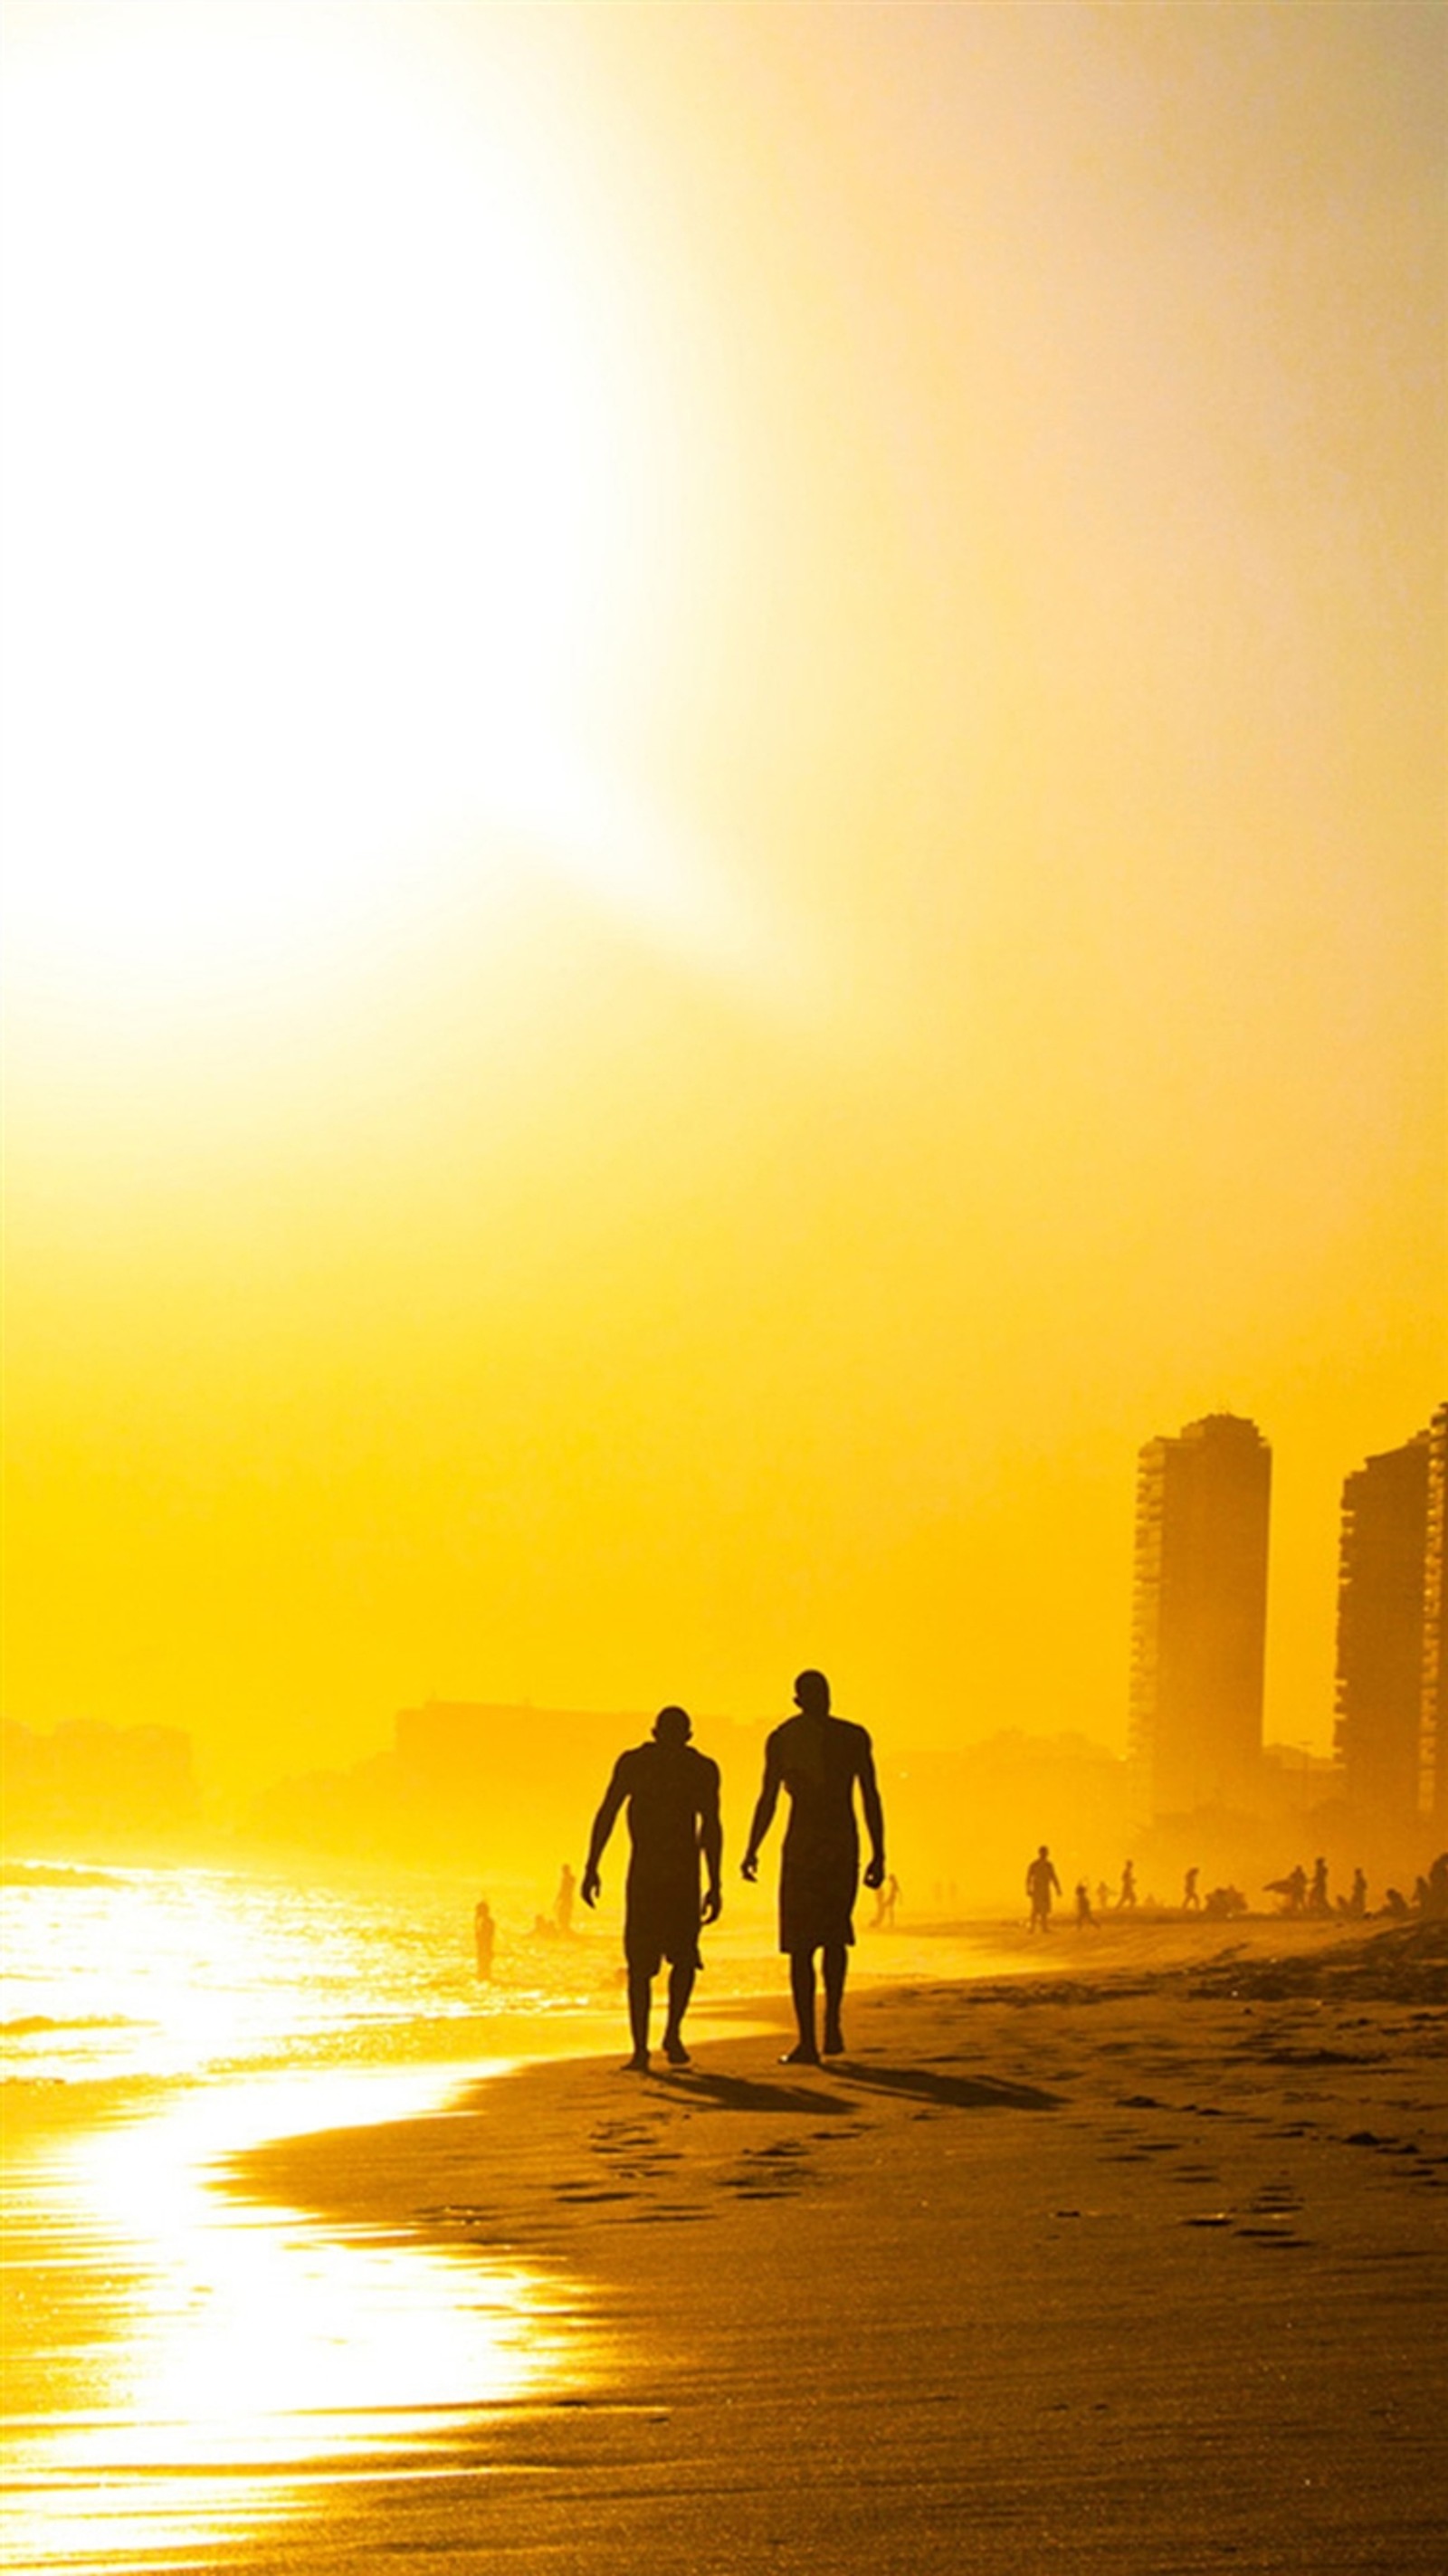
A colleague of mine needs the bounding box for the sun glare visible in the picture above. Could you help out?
[0,6,634,996]
[4,2067,588,2570]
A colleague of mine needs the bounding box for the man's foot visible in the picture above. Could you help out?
[662,2032,691,2066]
[622,2051,650,2073]
[821,2026,844,2056]
[781,2044,820,2066]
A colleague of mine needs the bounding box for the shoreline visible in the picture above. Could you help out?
[224,1917,1448,2572]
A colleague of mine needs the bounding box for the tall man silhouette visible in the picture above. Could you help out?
[741,1669,885,2064]
[582,1706,722,2071]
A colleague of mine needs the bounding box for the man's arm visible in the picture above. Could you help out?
[740,1738,781,1882]
[699,1758,724,1923]
[857,1733,886,1891]
[581,1758,630,1907]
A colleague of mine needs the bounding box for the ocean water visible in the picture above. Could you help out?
[1,1856,1002,2572]
[0,1858,681,2575]
[1,1857,633,2093]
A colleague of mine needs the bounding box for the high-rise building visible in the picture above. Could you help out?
[1128,1413,1272,1819]
[1422,1405,1447,1827]
[1334,1404,1448,1829]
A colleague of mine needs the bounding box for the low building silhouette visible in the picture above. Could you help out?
[1,1718,199,1853]
[248,1700,661,1874]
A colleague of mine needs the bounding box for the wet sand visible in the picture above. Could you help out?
[233,1919,1448,2575]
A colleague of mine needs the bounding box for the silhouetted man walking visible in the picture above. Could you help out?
[741,1669,885,2064]
[582,1706,722,2072]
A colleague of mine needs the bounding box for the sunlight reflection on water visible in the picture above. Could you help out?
[1,1860,1016,2568]
[3,2064,594,2572]
[0,1864,622,2086]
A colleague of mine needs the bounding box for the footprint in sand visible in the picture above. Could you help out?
[591,2119,676,2177]
[1246,2184,1302,2215]
[727,2142,814,2199]
[1234,2181,1308,2246]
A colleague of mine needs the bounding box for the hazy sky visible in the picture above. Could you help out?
[4,1,1443,1794]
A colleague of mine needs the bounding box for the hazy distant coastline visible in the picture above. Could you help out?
[4,1702,1441,1925]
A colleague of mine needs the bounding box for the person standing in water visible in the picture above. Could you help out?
[741,1669,885,2065]
[582,1706,722,2072]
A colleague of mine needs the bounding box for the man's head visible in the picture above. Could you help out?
[793,1669,831,1717]
[653,1705,692,1748]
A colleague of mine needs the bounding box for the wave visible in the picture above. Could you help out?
[1,1862,129,1889]
[2,2013,144,2036]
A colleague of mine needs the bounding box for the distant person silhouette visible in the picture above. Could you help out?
[1309,1856,1329,1917]
[741,1670,884,2064]
[473,1896,495,1980]
[555,1863,576,1936]
[1203,1883,1247,1919]
[1025,1845,1061,1933]
[582,1706,722,2072]
[872,1871,901,1930]
[1348,1866,1367,1920]
[1117,1860,1137,1910]
[1183,1866,1200,1912]
[1074,1879,1099,1932]
[1265,1863,1307,1914]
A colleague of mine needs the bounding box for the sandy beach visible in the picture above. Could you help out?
[228,1918,1448,2575]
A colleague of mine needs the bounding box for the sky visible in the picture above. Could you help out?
[3,0,1443,1797]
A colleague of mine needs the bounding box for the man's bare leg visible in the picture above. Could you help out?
[784,1950,819,2063]
[662,1959,695,2065]
[624,1965,652,2070]
[821,1944,848,2054]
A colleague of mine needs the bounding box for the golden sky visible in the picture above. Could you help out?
[3,1,1443,1794]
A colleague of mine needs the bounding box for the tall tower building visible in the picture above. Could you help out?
[1421,1404,1447,1827]
[1129,1413,1272,1820]
[1334,1404,1448,1829]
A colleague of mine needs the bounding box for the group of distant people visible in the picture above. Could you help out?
[1018,1844,1448,1936]
[1024,1847,1138,1933]
[1264,1856,1350,1917]
[1265,1850,1448,1923]
[474,1859,579,1978]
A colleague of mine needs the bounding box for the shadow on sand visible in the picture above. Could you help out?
[837,2063,1061,2113]
[661,2070,859,2115]
[658,2064,1061,2114]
